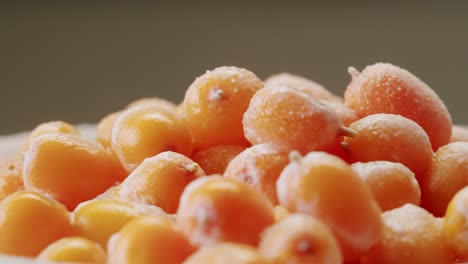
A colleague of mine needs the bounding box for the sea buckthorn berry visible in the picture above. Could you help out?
[224,143,289,205]
[38,237,106,264]
[0,191,72,257]
[22,121,80,151]
[421,142,468,217]
[243,86,345,154]
[264,72,342,102]
[362,204,454,264]
[450,125,468,142]
[259,214,342,264]
[182,66,263,149]
[344,63,452,150]
[192,145,245,175]
[0,156,24,201]
[277,151,382,262]
[351,161,421,211]
[118,151,205,213]
[96,111,123,148]
[23,133,125,210]
[444,186,468,260]
[126,97,178,113]
[177,176,274,247]
[72,199,167,249]
[112,106,192,173]
[107,216,195,264]
[343,114,433,181]
[184,243,269,264]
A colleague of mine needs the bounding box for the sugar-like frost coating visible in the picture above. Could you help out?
[344,62,452,150]
[243,86,342,154]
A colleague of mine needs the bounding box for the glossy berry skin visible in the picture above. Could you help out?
[0,191,72,257]
[444,186,468,261]
[351,161,421,211]
[72,199,167,249]
[259,214,342,264]
[23,133,125,210]
[38,237,106,264]
[118,151,205,213]
[277,152,382,262]
[177,176,274,247]
[112,106,192,173]
[182,66,263,149]
[107,216,195,264]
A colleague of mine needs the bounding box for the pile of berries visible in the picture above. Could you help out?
[0,63,467,264]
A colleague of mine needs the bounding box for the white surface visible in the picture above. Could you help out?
[0,124,97,159]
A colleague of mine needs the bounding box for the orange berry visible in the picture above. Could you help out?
[0,191,72,257]
[22,121,80,151]
[344,63,452,150]
[343,114,433,180]
[38,237,106,263]
[421,142,468,216]
[264,72,342,102]
[72,199,167,249]
[185,243,269,264]
[96,111,123,148]
[0,156,24,201]
[444,186,468,260]
[107,216,195,264]
[118,151,205,213]
[277,151,382,262]
[362,204,454,264]
[243,86,343,154]
[112,106,192,173]
[351,161,421,211]
[450,125,468,143]
[259,214,342,264]
[177,176,274,247]
[126,97,177,113]
[23,133,125,210]
[192,145,245,175]
[182,66,263,149]
[224,143,289,205]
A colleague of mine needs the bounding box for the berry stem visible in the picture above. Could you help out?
[339,126,358,137]
[288,150,303,163]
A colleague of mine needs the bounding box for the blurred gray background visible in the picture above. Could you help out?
[0,1,467,135]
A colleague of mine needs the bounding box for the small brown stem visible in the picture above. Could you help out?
[288,150,303,163]
[209,88,224,101]
[339,126,358,137]
[340,141,349,150]
[348,66,360,78]
[197,208,212,226]
[186,163,201,174]
[296,238,314,255]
